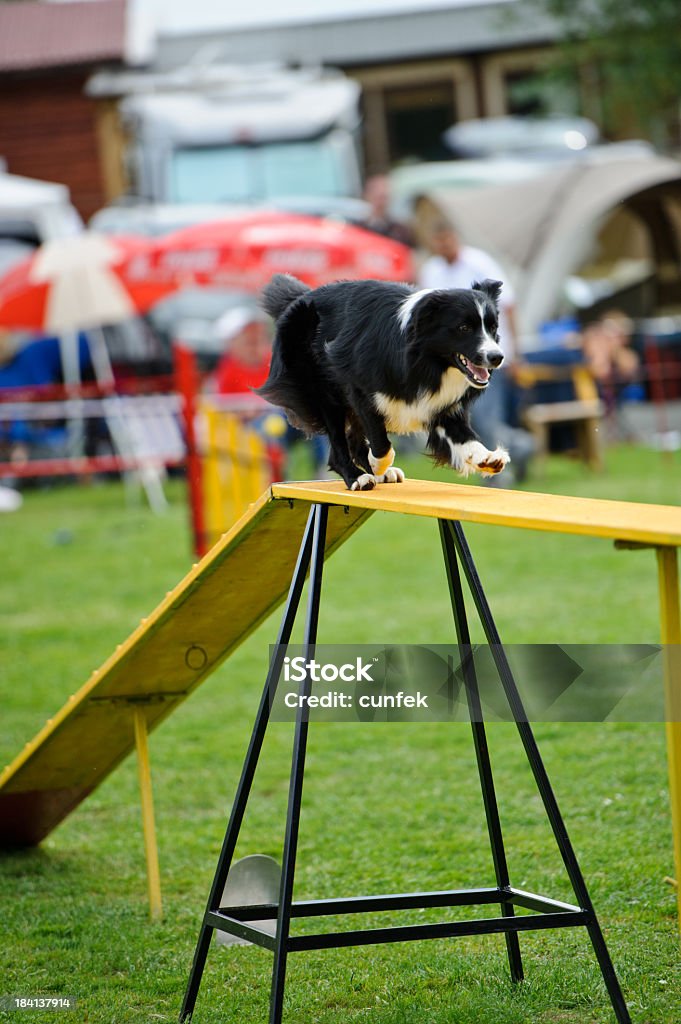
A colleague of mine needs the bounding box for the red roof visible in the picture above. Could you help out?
[0,0,127,73]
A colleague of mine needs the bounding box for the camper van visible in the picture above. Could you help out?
[88,64,366,226]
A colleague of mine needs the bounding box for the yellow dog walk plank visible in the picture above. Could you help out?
[1,478,679,850]
[0,491,371,847]
[273,479,681,547]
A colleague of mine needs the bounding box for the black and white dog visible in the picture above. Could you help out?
[258,273,510,490]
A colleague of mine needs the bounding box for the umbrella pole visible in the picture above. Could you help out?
[87,327,134,503]
[59,332,85,460]
[89,328,168,513]
[87,328,136,504]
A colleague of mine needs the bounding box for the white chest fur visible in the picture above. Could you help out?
[373,368,470,433]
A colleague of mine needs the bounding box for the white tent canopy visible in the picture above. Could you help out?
[418,152,681,341]
[0,171,82,243]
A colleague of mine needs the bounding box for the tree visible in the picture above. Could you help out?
[536,0,681,148]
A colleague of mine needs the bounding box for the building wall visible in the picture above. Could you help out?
[349,45,568,171]
[0,70,107,221]
[352,58,478,172]
[154,2,557,71]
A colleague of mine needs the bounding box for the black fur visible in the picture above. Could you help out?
[258,273,509,490]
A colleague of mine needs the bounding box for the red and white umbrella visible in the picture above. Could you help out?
[0,233,175,333]
[123,210,414,293]
[0,214,414,333]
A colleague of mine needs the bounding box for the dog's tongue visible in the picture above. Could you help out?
[459,355,491,384]
[470,363,490,384]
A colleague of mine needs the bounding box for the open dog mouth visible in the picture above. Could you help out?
[454,354,491,388]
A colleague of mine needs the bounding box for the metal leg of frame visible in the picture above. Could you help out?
[446,520,631,1024]
[438,521,524,984]
[179,505,319,1023]
[269,504,329,1024]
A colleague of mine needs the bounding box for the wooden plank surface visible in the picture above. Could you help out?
[272,479,681,547]
[0,491,371,845]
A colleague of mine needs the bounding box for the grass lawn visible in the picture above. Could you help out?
[0,445,680,1023]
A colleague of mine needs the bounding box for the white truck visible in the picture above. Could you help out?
[88,63,366,226]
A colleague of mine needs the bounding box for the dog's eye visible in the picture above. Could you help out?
[458,324,472,333]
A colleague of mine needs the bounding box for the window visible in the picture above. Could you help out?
[170,139,345,204]
[383,81,456,164]
[504,69,579,118]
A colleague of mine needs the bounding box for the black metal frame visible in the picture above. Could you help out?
[179,505,631,1024]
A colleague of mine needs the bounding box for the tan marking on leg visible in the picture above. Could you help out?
[369,447,395,477]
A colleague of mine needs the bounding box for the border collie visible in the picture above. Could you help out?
[258,274,510,491]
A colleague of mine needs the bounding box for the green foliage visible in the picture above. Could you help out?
[536,0,681,144]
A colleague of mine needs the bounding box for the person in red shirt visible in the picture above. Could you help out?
[212,304,329,475]
[214,307,272,396]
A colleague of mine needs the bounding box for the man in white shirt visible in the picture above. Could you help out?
[418,224,533,482]
[419,224,518,361]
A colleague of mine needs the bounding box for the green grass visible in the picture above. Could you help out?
[0,446,680,1024]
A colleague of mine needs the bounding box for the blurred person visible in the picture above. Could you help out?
[212,306,328,475]
[0,329,90,390]
[362,173,414,247]
[534,311,640,396]
[0,329,92,468]
[214,307,272,397]
[418,224,534,482]
[580,310,641,417]
[419,223,519,359]
[581,311,639,385]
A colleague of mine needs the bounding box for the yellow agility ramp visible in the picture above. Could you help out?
[1,479,680,927]
[0,488,370,851]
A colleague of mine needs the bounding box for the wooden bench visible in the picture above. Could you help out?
[516,363,605,470]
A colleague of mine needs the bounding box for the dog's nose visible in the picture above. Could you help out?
[488,351,504,368]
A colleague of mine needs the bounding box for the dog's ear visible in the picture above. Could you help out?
[473,279,503,305]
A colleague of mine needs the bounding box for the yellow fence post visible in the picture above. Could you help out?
[657,546,681,936]
[201,403,222,548]
[199,404,273,547]
[133,708,163,922]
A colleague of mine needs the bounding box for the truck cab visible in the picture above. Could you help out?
[89,64,364,220]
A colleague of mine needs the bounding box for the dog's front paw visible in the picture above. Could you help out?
[448,440,510,477]
[350,473,378,491]
[477,447,510,475]
[378,466,405,484]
